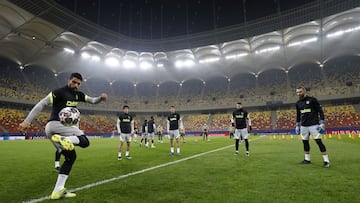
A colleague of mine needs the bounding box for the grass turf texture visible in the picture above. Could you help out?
[1,135,359,203]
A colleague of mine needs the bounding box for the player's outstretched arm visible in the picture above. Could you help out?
[20,94,51,131]
[86,93,108,104]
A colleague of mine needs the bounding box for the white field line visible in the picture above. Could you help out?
[24,137,262,203]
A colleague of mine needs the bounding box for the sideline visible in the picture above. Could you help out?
[24,137,263,203]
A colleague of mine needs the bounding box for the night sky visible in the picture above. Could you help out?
[54,0,316,39]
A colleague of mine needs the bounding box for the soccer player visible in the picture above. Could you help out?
[295,86,330,167]
[229,125,235,140]
[132,125,138,142]
[180,127,186,143]
[203,123,208,141]
[232,102,252,156]
[117,105,134,160]
[167,106,183,155]
[157,124,163,143]
[140,119,148,147]
[19,72,107,199]
[147,116,156,148]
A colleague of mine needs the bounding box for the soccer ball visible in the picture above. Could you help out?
[58,107,80,126]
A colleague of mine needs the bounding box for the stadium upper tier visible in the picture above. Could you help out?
[0,0,360,85]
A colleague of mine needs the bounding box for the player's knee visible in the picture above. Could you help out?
[315,139,326,152]
[77,135,90,148]
[302,140,310,151]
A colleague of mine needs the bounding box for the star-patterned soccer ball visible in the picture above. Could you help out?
[58,107,80,126]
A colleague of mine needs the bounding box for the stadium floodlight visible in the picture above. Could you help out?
[64,48,75,54]
[184,59,195,67]
[326,26,360,38]
[91,55,101,62]
[255,46,280,54]
[199,57,220,64]
[140,61,153,70]
[81,52,91,59]
[175,59,195,68]
[225,53,248,60]
[105,57,120,67]
[123,59,136,69]
[288,37,318,47]
[157,63,164,68]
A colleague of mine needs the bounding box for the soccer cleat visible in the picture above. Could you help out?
[169,152,174,156]
[245,151,250,157]
[118,156,122,160]
[145,143,149,148]
[51,134,74,151]
[139,143,142,147]
[299,160,311,164]
[177,153,181,156]
[323,162,330,168]
[55,166,60,173]
[151,145,156,148]
[234,151,239,155]
[125,156,132,160]
[50,188,76,200]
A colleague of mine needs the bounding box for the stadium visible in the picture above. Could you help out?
[0,0,360,202]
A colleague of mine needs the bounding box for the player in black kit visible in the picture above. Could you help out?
[232,102,252,156]
[117,105,134,160]
[295,86,330,167]
[140,119,148,147]
[167,106,183,155]
[147,116,156,148]
[19,73,107,199]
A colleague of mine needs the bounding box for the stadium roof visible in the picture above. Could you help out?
[0,0,360,85]
[53,0,317,40]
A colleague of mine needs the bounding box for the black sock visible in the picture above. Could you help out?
[245,139,249,151]
[235,139,239,151]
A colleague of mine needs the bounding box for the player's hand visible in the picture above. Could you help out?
[100,93,108,101]
[295,122,300,135]
[316,120,325,133]
[19,121,30,132]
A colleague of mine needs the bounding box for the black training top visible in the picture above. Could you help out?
[296,95,324,126]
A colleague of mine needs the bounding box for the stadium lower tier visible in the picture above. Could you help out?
[1,104,360,135]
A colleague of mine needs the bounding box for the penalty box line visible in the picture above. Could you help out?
[24,137,262,203]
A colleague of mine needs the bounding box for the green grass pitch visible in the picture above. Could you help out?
[1,135,360,203]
